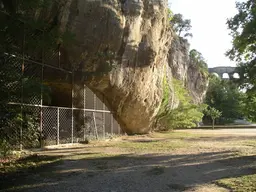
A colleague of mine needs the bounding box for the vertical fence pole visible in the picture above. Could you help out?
[93,112,98,140]
[103,99,106,139]
[111,114,113,135]
[118,124,121,135]
[40,68,44,148]
[40,29,45,148]
[83,127,86,142]
[58,45,61,68]
[20,22,26,151]
[57,107,59,145]
[83,84,86,141]
[93,94,96,110]
[93,94,96,138]
[71,72,74,143]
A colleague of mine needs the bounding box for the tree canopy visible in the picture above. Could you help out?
[170,13,193,38]
[204,74,246,124]
[227,0,256,93]
[204,107,222,129]
[189,49,208,75]
[158,76,206,130]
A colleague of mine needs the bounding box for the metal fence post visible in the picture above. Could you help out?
[83,84,86,141]
[40,29,44,148]
[93,94,97,138]
[57,107,59,145]
[40,65,44,148]
[111,114,113,134]
[20,22,26,151]
[93,94,96,109]
[103,100,106,139]
[93,112,98,140]
[20,106,23,151]
[71,72,74,143]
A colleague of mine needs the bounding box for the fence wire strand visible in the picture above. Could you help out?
[0,11,122,149]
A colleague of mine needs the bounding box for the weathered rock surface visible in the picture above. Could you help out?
[168,36,208,104]
[46,0,208,134]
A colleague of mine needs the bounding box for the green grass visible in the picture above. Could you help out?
[1,131,254,174]
[242,140,256,147]
[231,139,256,146]
[216,174,256,192]
[115,139,187,153]
[0,154,62,175]
[150,131,202,139]
[65,153,124,160]
[97,131,206,153]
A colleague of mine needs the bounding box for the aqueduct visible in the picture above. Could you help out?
[208,66,241,79]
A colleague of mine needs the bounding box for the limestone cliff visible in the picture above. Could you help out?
[168,36,208,104]
[39,0,208,134]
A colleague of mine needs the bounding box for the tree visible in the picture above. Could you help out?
[242,94,256,122]
[167,8,173,22]
[0,0,54,151]
[227,0,256,93]
[204,107,222,129]
[157,77,206,130]
[0,54,51,152]
[204,74,246,124]
[189,49,208,75]
[227,0,256,122]
[170,13,193,38]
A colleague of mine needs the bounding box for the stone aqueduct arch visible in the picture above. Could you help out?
[208,66,242,79]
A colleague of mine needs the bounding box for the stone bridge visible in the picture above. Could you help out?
[208,66,241,79]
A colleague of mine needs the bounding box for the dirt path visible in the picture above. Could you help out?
[1,129,256,192]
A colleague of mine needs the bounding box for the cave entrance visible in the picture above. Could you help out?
[4,54,123,146]
[1,10,122,148]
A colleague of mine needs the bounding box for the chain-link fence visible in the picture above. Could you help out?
[0,10,123,149]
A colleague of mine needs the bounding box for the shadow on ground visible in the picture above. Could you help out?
[0,150,255,192]
[182,135,256,142]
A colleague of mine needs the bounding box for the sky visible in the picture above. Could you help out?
[169,0,239,68]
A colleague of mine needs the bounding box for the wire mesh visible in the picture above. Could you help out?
[1,54,22,103]
[84,112,97,140]
[0,104,21,149]
[24,26,43,63]
[43,67,72,107]
[21,105,40,148]
[44,47,59,67]
[23,61,42,105]
[0,12,24,57]
[113,116,122,135]
[73,110,98,142]
[73,83,84,109]
[59,108,72,144]
[1,10,123,148]
[96,94,104,110]
[42,107,58,146]
[59,48,72,70]
[73,109,85,143]
[85,87,95,109]
[94,112,104,138]
[104,113,113,134]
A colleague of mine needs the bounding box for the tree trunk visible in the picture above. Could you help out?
[212,119,215,129]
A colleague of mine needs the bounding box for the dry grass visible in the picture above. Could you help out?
[1,129,256,192]
[216,174,256,192]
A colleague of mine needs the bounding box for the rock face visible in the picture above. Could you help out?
[48,0,208,134]
[168,36,208,104]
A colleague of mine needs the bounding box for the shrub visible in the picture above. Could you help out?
[157,75,206,130]
[0,139,12,157]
